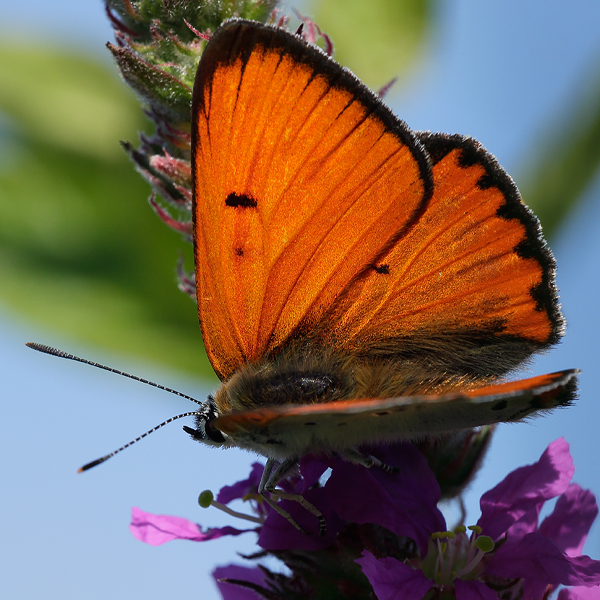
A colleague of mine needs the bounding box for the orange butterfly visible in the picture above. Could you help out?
[183,19,577,528]
[28,18,578,535]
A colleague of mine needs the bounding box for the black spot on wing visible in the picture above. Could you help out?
[200,19,433,207]
[225,193,257,208]
[372,264,390,275]
[508,405,536,421]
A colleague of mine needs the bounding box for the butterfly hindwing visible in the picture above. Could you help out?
[192,20,432,380]
[315,133,562,377]
[213,370,578,456]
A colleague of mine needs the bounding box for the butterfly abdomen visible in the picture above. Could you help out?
[216,346,355,413]
[232,370,343,408]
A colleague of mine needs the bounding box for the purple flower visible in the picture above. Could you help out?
[477,437,575,541]
[354,439,600,600]
[256,443,446,552]
[130,439,600,599]
[129,444,445,553]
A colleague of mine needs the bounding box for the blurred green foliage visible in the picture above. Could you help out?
[0,43,215,381]
[307,0,432,88]
[520,70,600,238]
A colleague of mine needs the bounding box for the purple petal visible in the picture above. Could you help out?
[454,579,498,600]
[217,463,264,504]
[325,444,445,554]
[130,507,253,546]
[487,532,600,586]
[478,438,574,540]
[375,443,443,511]
[356,550,433,600]
[299,455,329,491]
[213,565,267,600]
[540,484,598,556]
[558,586,600,600]
[521,579,552,600]
[505,505,542,539]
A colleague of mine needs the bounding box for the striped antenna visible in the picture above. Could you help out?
[78,411,198,472]
[26,342,203,405]
[26,342,206,471]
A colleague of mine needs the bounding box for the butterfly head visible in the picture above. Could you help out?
[183,395,230,448]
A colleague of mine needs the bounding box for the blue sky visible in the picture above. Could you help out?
[2,1,600,598]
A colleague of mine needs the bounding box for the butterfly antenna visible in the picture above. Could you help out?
[78,411,199,472]
[26,342,203,405]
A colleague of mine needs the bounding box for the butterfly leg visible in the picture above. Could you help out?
[259,457,327,537]
[258,458,306,534]
[369,454,400,474]
[341,449,400,474]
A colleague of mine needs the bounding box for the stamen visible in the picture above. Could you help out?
[454,549,484,579]
[431,531,457,582]
[465,532,476,564]
[426,526,495,585]
[475,535,494,553]
[197,490,264,525]
[445,534,457,580]
[198,490,214,508]
[455,536,494,579]
[434,551,441,584]
[436,538,446,578]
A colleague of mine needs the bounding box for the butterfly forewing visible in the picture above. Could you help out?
[192,20,432,380]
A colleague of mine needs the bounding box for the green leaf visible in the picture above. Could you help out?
[307,0,433,89]
[0,43,216,382]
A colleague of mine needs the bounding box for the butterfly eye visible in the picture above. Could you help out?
[183,423,225,445]
[184,396,227,446]
[204,419,226,444]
